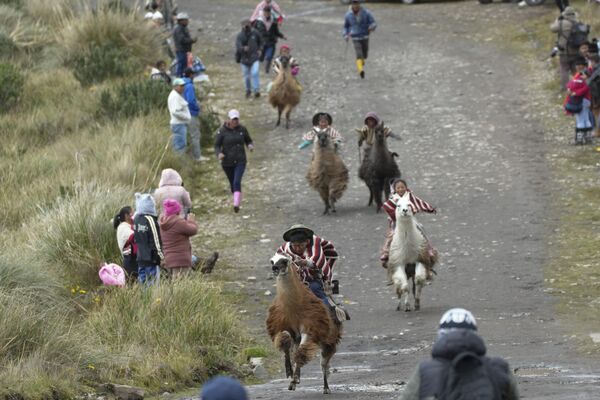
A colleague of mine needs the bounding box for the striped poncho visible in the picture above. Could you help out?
[382,190,436,222]
[276,235,338,282]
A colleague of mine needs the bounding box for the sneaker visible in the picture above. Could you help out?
[254,92,261,98]
[233,206,240,213]
[360,70,365,79]
[245,90,251,98]
[195,156,210,162]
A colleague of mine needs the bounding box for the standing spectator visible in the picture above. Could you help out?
[200,376,248,400]
[343,0,376,79]
[566,57,593,144]
[168,78,191,154]
[587,53,600,138]
[400,308,520,400]
[133,193,164,285]
[250,0,285,24]
[214,110,254,213]
[173,12,197,77]
[158,0,174,29]
[150,60,172,84]
[153,168,192,217]
[113,206,137,280]
[183,68,207,161]
[236,19,263,98]
[254,6,286,74]
[159,199,198,278]
[551,7,583,90]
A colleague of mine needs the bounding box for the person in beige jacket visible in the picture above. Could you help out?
[551,7,582,90]
[153,168,192,217]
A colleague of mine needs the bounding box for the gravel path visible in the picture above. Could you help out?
[179,1,600,398]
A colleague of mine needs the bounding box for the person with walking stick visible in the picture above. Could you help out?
[343,0,376,79]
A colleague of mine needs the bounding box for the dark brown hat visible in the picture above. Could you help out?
[312,112,332,126]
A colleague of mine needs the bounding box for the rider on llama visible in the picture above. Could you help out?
[299,112,343,152]
[275,224,350,323]
[380,179,436,279]
[356,111,400,151]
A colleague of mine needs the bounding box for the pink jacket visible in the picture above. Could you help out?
[153,169,192,216]
[159,215,198,268]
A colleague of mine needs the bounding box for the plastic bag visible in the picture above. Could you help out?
[99,263,126,287]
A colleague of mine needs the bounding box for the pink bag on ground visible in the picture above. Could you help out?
[99,263,126,287]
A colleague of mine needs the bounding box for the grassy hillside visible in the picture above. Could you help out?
[0,0,259,397]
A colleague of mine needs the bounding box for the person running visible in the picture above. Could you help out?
[133,193,164,285]
[250,0,285,24]
[380,179,436,277]
[356,112,399,150]
[299,112,342,151]
[214,110,254,213]
[400,308,520,400]
[235,19,263,98]
[254,6,286,74]
[275,224,349,323]
[343,0,376,79]
[113,206,137,280]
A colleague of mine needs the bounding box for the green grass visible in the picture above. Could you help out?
[0,1,266,397]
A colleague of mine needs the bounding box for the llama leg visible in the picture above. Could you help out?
[367,187,374,206]
[285,105,292,129]
[275,331,294,378]
[374,179,384,212]
[321,188,330,215]
[414,263,427,311]
[321,344,336,394]
[392,266,409,311]
[276,106,282,127]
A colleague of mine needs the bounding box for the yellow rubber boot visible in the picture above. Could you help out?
[356,58,365,78]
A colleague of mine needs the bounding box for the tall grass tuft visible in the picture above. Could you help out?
[29,184,131,287]
[0,62,24,112]
[98,79,171,119]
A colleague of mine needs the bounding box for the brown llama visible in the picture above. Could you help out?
[358,121,401,212]
[306,131,349,215]
[266,254,342,394]
[268,55,301,129]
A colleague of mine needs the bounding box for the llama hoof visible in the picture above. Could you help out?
[323,387,331,394]
[414,301,420,311]
[404,305,412,312]
[288,383,296,391]
[396,304,401,311]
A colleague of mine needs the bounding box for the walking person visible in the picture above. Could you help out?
[343,0,376,79]
[168,78,191,154]
[153,168,192,217]
[550,7,586,90]
[214,110,254,213]
[254,6,286,74]
[251,0,285,24]
[182,68,207,161]
[236,19,263,98]
[133,193,164,285]
[400,308,520,400]
[159,199,198,279]
[173,12,197,77]
[113,206,137,281]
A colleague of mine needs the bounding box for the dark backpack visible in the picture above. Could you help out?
[440,351,499,400]
[567,22,590,49]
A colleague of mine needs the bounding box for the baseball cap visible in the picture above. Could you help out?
[176,12,190,20]
[172,78,186,86]
[228,109,240,120]
[200,376,247,400]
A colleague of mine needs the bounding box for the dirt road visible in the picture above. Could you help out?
[180,1,600,398]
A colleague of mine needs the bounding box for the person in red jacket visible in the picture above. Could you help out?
[380,179,436,274]
[566,56,594,144]
[159,199,198,278]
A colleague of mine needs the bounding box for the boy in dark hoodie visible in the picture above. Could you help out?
[133,193,164,285]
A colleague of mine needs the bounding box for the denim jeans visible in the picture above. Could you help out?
[138,265,160,286]
[263,45,275,72]
[188,116,201,159]
[171,123,187,153]
[176,51,187,77]
[241,61,260,93]
[308,280,329,306]
[222,163,246,192]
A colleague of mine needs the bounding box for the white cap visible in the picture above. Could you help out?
[228,109,240,120]
[144,11,153,19]
[151,11,164,21]
[176,12,190,20]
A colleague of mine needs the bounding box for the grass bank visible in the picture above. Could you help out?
[492,1,600,354]
[0,0,266,397]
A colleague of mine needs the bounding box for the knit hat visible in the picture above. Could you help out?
[364,111,381,125]
[562,6,576,18]
[280,44,291,51]
[200,376,248,400]
[438,308,477,337]
[135,193,157,216]
[163,199,182,217]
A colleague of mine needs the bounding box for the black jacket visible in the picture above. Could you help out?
[173,23,194,52]
[254,18,284,48]
[235,28,262,66]
[133,214,164,267]
[214,123,253,167]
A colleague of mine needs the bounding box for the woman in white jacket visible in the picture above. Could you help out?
[168,78,191,153]
[113,206,137,280]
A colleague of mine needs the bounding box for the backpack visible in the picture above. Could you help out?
[589,72,600,104]
[566,22,590,49]
[440,351,499,400]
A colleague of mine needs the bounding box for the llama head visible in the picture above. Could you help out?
[374,120,386,144]
[271,253,291,277]
[316,131,331,149]
[394,192,414,219]
[279,54,290,69]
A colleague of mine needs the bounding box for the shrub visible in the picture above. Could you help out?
[0,32,17,60]
[59,8,163,85]
[28,184,131,287]
[99,79,170,119]
[0,62,24,112]
[200,105,221,148]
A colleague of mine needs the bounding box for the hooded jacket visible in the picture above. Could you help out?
[159,214,198,268]
[343,7,376,41]
[153,169,192,216]
[214,123,253,167]
[235,27,263,66]
[133,193,164,267]
[356,112,394,147]
[254,14,285,47]
[550,10,579,55]
[400,330,519,400]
